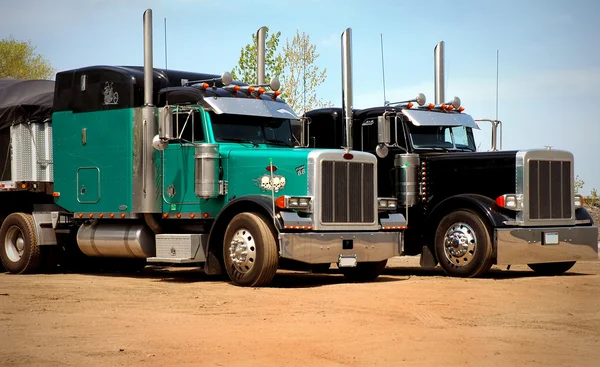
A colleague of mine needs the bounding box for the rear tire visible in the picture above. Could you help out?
[223,212,279,287]
[528,261,576,276]
[0,213,43,274]
[434,210,494,277]
[342,260,387,282]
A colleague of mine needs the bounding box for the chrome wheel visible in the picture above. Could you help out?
[443,222,477,267]
[5,226,25,263]
[228,227,257,273]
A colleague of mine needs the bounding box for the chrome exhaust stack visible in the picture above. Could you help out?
[257,26,266,85]
[434,41,445,105]
[143,9,154,106]
[341,28,354,151]
[134,8,160,213]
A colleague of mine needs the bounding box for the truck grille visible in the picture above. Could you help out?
[321,161,375,224]
[528,160,572,220]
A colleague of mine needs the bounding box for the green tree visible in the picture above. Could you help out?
[574,175,585,194]
[232,29,330,115]
[231,27,284,85]
[280,30,331,114]
[0,36,54,79]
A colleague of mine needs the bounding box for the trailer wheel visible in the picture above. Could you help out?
[434,210,493,277]
[342,260,388,282]
[527,261,576,276]
[223,212,278,287]
[0,213,42,274]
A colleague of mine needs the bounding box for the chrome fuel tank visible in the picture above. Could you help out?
[77,221,155,258]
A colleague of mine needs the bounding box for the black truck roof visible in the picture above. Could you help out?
[53,65,257,113]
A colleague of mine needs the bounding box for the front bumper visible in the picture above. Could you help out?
[495,226,598,265]
[279,231,401,264]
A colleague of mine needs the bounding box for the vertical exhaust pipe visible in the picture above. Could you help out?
[341,28,354,151]
[143,9,154,106]
[135,8,159,213]
[434,41,445,105]
[257,26,266,85]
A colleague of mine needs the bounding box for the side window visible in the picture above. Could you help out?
[444,128,452,143]
[172,110,204,142]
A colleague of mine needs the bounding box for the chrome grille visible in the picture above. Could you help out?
[528,160,572,220]
[321,160,375,224]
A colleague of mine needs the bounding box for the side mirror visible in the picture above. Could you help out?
[158,106,173,140]
[377,115,391,145]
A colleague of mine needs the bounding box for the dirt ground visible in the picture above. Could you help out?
[1,256,599,367]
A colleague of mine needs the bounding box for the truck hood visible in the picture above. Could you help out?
[222,147,313,198]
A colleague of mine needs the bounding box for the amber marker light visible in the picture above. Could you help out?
[203,213,209,218]
[201,82,209,89]
[234,85,241,91]
[276,196,286,209]
[428,103,434,110]
[458,106,465,113]
[176,213,181,219]
[190,213,195,218]
[21,184,26,189]
[162,213,168,218]
[53,192,60,197]
[258,87,265,94]
[110,213,115,218]
[78,213,83,218]
[274,90,281,96]
[120,213,125,218]
[99,213,104,218]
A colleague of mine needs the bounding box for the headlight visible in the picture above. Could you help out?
[378,197,397,211]
[495,194,522,211]
[275,195,312,212]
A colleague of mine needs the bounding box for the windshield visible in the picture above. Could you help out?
[409,125,476,151]
[209,112,295,147]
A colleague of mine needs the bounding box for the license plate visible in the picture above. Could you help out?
[338,254,357,268]
[543,232,559,245]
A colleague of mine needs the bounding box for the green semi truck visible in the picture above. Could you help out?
[0,9,405,287]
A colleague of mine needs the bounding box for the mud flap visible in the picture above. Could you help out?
[420,245,438,268]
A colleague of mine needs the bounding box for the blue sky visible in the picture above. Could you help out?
[2,0,599,194]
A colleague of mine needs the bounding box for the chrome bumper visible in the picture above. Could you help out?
[495,226,598,265]
[279,231,402,264]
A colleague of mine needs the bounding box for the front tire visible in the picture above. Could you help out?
[528,261,576,276]
[0,213,42,274]
[342,260,387,282]
[434,210,493,277]
[223,212,279,287]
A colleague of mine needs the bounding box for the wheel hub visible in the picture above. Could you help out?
[228,228,257,273]
[5,226,25,263]
[443,222,477,267]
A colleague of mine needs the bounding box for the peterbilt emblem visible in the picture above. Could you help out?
[102,82,119,105]
[295,165,305,176]
[258,174,286,192]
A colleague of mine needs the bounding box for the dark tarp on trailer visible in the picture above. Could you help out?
[0,79,54,131]
[0,79,54,181]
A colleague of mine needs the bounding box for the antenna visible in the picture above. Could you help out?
[495,49,499,122]
[164,17,169,106]
[380,33,387,105]
[496,49,501,150]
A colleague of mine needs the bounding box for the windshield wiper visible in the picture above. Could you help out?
[219,137,258,147]
[263,138,292,147]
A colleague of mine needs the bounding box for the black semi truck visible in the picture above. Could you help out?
[297,33,598,277]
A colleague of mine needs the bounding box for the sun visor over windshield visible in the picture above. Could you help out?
[401,109,479,129]
[202,97,299,120]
